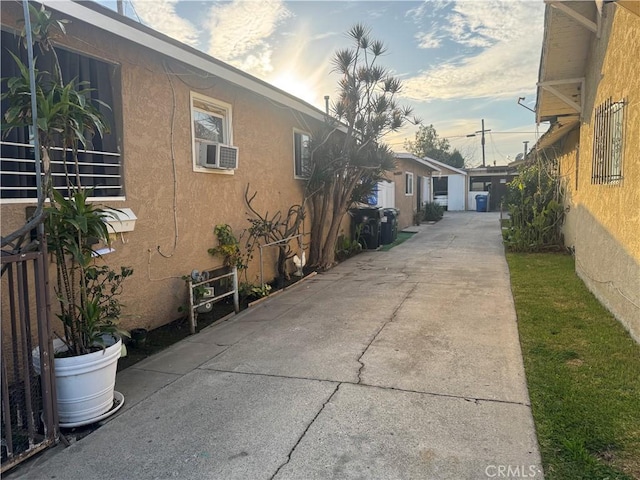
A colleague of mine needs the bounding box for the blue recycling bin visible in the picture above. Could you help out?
[475,194,488,212]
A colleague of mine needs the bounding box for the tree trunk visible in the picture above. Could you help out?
[308,182,333,267]
[319,212,343,269]
[318,180,349,269]
[308,195,323,267]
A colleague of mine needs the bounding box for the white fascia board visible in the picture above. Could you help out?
[40,0,327,124]
[415,158,441,172]
[421,156,468,176]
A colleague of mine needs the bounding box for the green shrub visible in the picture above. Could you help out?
[335,231,363,261]
[238,282,271,301]
[208,224,246,271]
[503,162,565,252]
[421,201,444,222]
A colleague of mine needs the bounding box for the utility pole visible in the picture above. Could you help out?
[466,119,492,167]
[523,141,529,158]
[475,119,491,167]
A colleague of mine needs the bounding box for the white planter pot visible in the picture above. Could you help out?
[34,335,121,425]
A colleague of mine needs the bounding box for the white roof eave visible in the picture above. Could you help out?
[421,156,467,176]
[535,1,597,123]
[532,116,580,151]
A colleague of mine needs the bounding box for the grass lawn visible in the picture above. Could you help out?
[380,231,416,251]
[507,253,640,480]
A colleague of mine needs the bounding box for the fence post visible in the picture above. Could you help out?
[232,266,240,313]
[188,277,196,335]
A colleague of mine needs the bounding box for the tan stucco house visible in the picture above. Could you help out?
[376,153,439,230]
[534,0,639,341]
[1,1,330,331]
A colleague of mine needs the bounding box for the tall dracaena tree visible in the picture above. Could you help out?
[305,24,419,269]
[2,3,129,355]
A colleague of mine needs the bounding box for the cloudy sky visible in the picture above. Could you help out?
[100,0,548,167]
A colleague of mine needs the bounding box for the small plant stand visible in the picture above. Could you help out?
[188,266,240,334]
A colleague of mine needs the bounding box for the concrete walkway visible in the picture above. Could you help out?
[13,211,543,480]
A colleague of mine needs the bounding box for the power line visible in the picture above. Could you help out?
[442,131,536,139]
[488,132,510,162]
[489,131,538,134]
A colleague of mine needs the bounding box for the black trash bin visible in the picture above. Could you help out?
[350,207,383,249]
[381,208,399,244]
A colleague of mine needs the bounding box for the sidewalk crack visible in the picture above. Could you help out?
[355,283,419,384]
[270,383,341,480]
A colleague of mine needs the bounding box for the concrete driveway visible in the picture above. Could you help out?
[13,211,542,480]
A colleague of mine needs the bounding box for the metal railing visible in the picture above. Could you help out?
[1,251,58,473]
[258,234,304,289]
[187,266,240,334]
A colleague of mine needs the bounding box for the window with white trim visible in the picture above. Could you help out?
[293,130,311,178]
[0,29,122,201]
[191,92,234,172]
[592,98,625,185]
[405,172,414,195]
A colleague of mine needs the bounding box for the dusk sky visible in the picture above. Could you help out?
[99,0,549,166]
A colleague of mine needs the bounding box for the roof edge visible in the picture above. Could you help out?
[532,116,580,152]
[420,155,468,175]
[535,3,553,123]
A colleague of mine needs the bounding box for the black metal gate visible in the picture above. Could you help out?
[1,250,58,473]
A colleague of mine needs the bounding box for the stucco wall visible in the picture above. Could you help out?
[1,6,323,331]
[555,129,580,248]
[557,3,640,341]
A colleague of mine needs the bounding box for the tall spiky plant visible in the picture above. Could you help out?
[305,24,419,269]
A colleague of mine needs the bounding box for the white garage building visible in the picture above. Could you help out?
[423,157,468,211]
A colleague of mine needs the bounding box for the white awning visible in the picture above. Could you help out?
[535,1,601,123]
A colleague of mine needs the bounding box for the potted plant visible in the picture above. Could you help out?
[3,4,132,425]
[40,188,132,425]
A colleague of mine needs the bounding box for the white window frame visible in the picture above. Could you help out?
[190,92,234,175]
[405,172,414,196]
[293,129,311,179]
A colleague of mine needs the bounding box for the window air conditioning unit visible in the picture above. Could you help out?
[198,141,239,169]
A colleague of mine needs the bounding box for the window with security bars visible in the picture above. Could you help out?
[591,98,625,185]
[0,30,122,201]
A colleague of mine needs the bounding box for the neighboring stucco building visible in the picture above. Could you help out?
[0,2,329,331]
[377,153,439,230]
[534,0,639,341]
